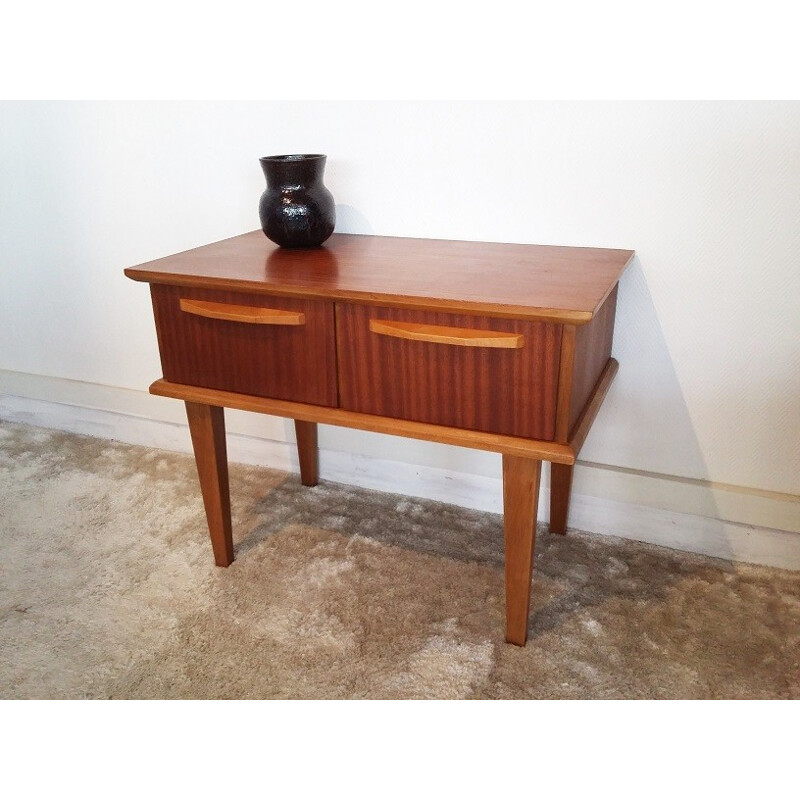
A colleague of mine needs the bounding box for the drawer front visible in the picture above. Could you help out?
[336,303,562,440]
[151,285,337,406]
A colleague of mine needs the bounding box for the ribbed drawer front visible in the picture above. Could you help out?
[151,285,337,407]
[336,303,562,439]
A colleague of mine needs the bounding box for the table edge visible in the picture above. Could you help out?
[125,269,600,325]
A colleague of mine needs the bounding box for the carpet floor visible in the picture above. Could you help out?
[0,419,798,699]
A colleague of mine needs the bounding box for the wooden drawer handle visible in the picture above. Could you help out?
[179,299,305,326]
[369,319,524,348]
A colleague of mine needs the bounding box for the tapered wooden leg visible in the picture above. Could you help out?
[185,402,234,567]
[294,420,319,487]
[502,455,542,646]
[549,462,574,535]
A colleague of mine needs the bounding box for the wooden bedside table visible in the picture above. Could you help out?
[125,232,633,646]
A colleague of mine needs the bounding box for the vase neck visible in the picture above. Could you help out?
[260,154,326,188]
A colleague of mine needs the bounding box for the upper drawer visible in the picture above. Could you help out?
[150,285,337,407]
[336,303,562,440]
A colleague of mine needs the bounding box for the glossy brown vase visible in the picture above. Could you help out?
[258,154,336,248]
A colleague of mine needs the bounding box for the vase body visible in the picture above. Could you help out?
[258,154,335,248]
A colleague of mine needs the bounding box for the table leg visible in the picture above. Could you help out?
[294,420,319,487]
[185,402,234,567]
[502,454,542,646]
[549,462,574,535]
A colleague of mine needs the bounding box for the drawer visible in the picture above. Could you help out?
[336,303,562,440]
[150,285,337,407]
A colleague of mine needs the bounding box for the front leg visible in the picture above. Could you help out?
[185,402,234,567]
[502,455,542,646]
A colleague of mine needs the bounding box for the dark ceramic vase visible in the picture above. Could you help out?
[258,154,335,248]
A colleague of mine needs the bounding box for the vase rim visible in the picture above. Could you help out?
[260,153,326,163]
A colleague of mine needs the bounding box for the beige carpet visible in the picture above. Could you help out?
[1,419,798,699]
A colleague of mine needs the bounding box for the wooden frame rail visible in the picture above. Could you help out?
[150,379,576,464]
[149,357,618,465]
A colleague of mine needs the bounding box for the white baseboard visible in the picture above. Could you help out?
[2,369,799,571]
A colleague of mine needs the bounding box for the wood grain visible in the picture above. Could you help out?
[151,285,337,407]
[294,420,319,487]
[554,325,577,443]
[179,298,305,326]
[125,231,635,324]
[338,304,562,440]
[503,455,542,646]
[150,379,576,463]
[184,402,234,567]
[568,284,618,433]
[369,319,524,348]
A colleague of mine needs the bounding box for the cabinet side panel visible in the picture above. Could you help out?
[568,284,618,435]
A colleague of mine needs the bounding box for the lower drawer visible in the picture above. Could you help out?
[336,303,562,440]
[151,285,338,406]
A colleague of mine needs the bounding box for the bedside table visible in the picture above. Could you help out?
[125,232,633,645]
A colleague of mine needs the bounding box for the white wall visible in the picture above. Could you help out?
[1,102,798,561]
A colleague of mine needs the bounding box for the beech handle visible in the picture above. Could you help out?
[179,299,305,326]
[369,319,524,348]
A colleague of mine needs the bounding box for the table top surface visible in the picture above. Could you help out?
[125,231,635,323]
